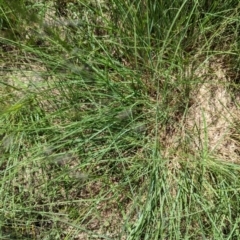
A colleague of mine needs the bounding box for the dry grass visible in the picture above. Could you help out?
[185,58,240,162]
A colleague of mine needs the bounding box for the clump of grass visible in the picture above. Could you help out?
[1,0,240,239]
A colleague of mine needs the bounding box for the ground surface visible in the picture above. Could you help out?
[1,1,240,239]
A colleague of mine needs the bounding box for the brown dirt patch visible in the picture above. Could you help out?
[185,58,240,162]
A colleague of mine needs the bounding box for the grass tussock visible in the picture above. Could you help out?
[1,0,240,239]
